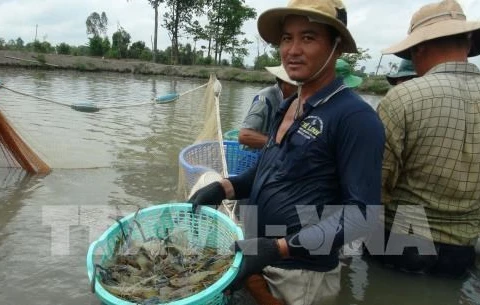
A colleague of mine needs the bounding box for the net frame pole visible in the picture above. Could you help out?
[0,110,50,174]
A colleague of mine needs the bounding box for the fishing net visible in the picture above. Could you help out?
[177,74,228,200]
[0,75,208,173]
[177,74,260,220]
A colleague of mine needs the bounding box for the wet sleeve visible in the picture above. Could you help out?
[287,110,386,255]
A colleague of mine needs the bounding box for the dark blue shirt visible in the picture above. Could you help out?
[230,78,385,271]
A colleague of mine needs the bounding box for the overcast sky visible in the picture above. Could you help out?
[1,0,479,72]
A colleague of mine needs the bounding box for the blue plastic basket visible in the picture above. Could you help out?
[223,141,259,176]
[179,141,224,192]
[86,203,244,305]
[179,141,259,192]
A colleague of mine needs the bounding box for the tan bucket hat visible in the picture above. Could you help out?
[257,0,357,53]
[383,0,480,59]
[265,65,297,85]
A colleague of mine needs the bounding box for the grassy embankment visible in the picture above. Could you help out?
[0,50,391,95]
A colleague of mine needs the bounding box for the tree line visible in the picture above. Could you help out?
[0,0,258,68]
[0,0,373,72]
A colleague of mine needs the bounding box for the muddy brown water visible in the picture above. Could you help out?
[0,68,478,305]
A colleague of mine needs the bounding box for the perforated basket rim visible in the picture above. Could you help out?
[86,203,244,305]
[178,140,258,175]
[178,141,220,172]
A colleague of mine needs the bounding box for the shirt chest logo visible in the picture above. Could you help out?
[298,116,324,140]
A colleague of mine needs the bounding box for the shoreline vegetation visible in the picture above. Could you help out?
[0,50,391,95]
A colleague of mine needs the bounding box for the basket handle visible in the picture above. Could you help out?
[90,264,99,293]
[90,264,110,293]
[110,216,128,241]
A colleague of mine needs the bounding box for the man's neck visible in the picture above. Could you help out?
[297,72,336,104]
[417,45,469,76]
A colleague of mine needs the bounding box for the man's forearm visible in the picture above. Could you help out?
[239,128,268,149]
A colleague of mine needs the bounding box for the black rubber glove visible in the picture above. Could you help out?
[228,238,281,291]
[187,181,226,213]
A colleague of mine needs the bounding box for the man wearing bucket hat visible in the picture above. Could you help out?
[239,65,297,150]
[375,0,480,277]
[189,0,385,303]
[385,59,417,86]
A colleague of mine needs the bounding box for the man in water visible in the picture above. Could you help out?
[376,0,480,277]
[189,0,385,303]
[239,65,297,150]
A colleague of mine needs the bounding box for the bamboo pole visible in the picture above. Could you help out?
[0,110,51,174]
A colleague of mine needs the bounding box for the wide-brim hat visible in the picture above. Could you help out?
[265,65,297,86]
[385,59,417,85]
[383,0,480,59]
[257,0,358,53]
[335,59,363,88]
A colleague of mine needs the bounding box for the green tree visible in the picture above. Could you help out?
[185,20,209,65]
[87,36,110,57]
[177,43,194,65]
[197,54,213,65]
[102,37,111,55]
[27,40,53,53]
[56,42,71,55]
[86,12,109,56]
[253,48,280,70]
[111,25,131,58]
[254,53,279,70]
[86,12,108,37]
[156,48,170,64]
[162,0,203,65]
[340,47,371,70]
[225,37,251,68]
[140,49,153,61]
[6,39,16,49]
[129,41,148,59]
[205,0,256,64]
[71,45,90,56]
[127,0,165,62]
[88,35,105,56]
[15,37,24,49]
[231,56,244,68]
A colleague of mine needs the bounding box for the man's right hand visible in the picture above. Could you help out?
[187,181,226,213]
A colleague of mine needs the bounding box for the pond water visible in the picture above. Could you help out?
[0,68,478,305]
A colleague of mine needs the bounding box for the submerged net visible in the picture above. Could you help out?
[0,75,209,174]
[0,72,232,214]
